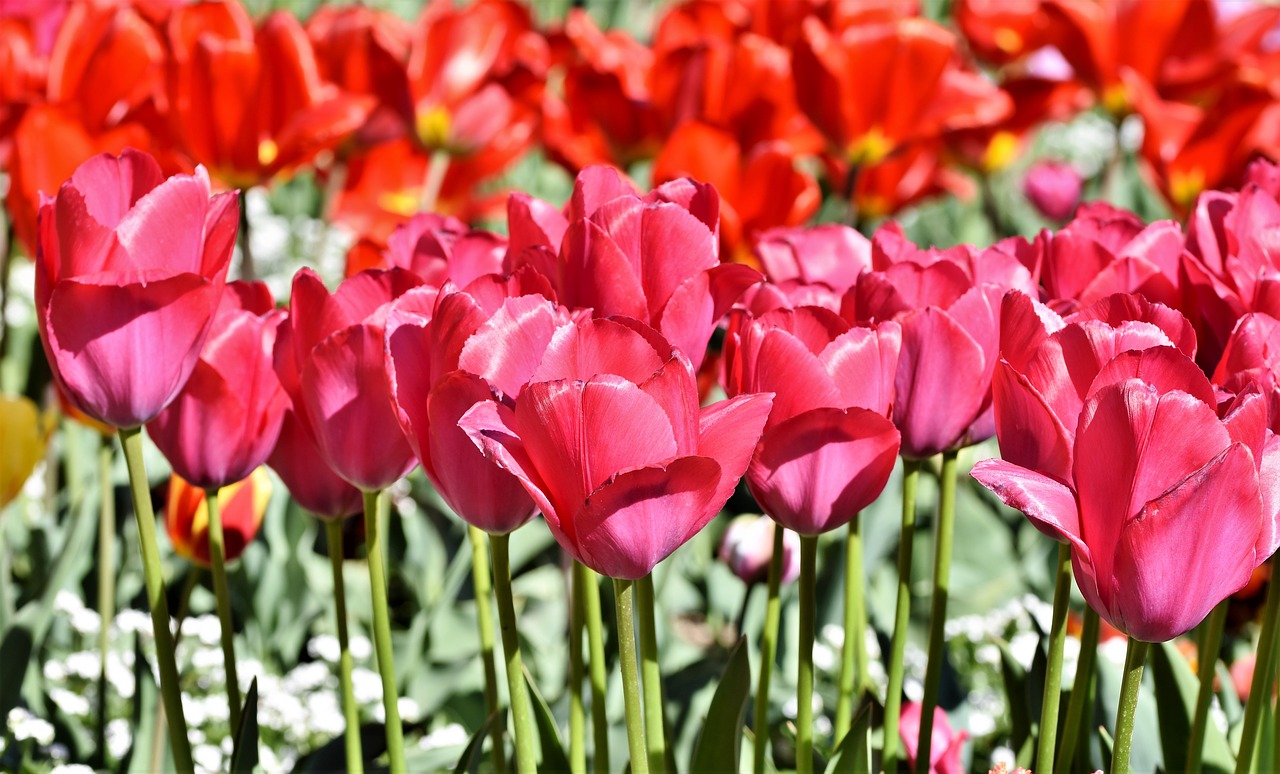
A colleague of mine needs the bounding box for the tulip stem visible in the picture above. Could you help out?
[1111,638,1148,774]
[119,426,193,773]
[325,519,363,774]
[581,563,610,773]
[614,577,650,774]
[237,192,256,282]
[1187,600,1229,774]
[637,574,667,773]
[363,489,405,774]
[834,512,868,744]
[491,533,538,774]
[95,438,115,767]
[797,534,819,774]
[204,487,242,734]
[754,524,786,774]
[150,565,200,774]
[1057,606,1099,774]
[917,451,959,772]
[421,150,451,214]
[883,459,921,773]
[469,526,507,774]
[1235,563,1280,774]
[569,560,587,774]
[1034,542,1072,774]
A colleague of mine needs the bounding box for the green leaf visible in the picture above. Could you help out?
[1150,640,1235,774]
[230,678,259,773]
[524,665,571,772]
[824,703,872,774]
[453,710,503,774]
[0,622,33,721]
[690,637,751,774]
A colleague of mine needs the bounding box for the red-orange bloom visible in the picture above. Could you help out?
[165,467,271,567]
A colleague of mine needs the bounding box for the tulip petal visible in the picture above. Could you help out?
[998,289,1063,373]
[459,399,563,530]
[991,361,1073,483]
[1086,347,1217,408]
[748,407,900,535]
[267,409,362,520]
[698,392,774,512]
[823,321,901,416]
[894,307,986,458]
[1112,443,1262,641]
[746,326,843,427]
[114,168,214,275]
[458,295,565,398]
[970,458,1085,551]
[558,219,648,319]
[532,317,666,385]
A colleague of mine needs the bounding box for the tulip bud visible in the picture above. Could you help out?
[165,468,271,567]
[1024,160,1083,222]
[718,514,800,585]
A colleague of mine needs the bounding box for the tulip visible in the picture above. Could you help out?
[1213,313,1280,431]
[382,212,507,287]
[719,514,800,586]
[165,468,270,568]
[900,702,968,774]
[748,223,871,313]
[0,395,47,510]
[35,148,238,429]
[147,281,288,490]
[1023,160,1082,221]
[266,408,362,521]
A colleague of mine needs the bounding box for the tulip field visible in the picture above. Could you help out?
[5,0,1280,773]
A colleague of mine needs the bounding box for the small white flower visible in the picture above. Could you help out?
[43,659,69,682]
[45,744,70,761]
[821,624,844,649]
[991,746,1017,770]
[47,688,91,717]
[398,697,422,724]
[115,610,152,636]
[8,709,55,745]
[193,743,224,774]
[191,646,224,671]
[349,636,373,662]
[969,710,997,736]
[419,723,469,750]
[1009,631,1040,671]
[307,635,341,664]
[69,607,101,636]
[283,661,332,694]
[65,651,100,680]
[106,719,131,760]
[813,643,836,673]
[352,667,383,704]
[51,763,95,773]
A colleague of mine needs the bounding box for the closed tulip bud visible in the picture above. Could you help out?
[1024,160,1082,222]
[165,468,271,567]
[718,514,799,585]
[900,702,968,774]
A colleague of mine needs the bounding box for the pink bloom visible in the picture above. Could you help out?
[743,223,871,314]
[147,281,288,490]
[718,513,800,585]
[973,345,1280,641]
[1024,160,1083,221]
[1213,313,1280,431]
[266,407,362,521]
[35,148,238,428]
[460,316,772,579]
[900,702,968,774]
[723,306,901,534]
[383,212,508,288]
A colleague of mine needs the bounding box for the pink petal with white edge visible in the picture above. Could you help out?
[532,317,666,385]
[458,295,566,398]
[113,166,213,275]
[970,458,1085,551]
[67,148,164,230]
[1086,347,1217,410]
[998,290,1063,373]
[697,392,774,511]
[821,321,901,415]
[743,326,842,428]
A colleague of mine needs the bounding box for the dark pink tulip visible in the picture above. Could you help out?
[385,275,567,534]
[385,212,508,289]
[900,702,967,774]
[35,148,238,428]
[742,224,871,315]
[719,513,800,585]
[1023,160,1082,222]
[974,345,1280,642]
[993,290,1198,484]
[843,223,1035,459]
[1213,313,1280,432]
[506,165,760,369]
[281,267,423,492]
[460,316,773,579]
[147,281,288,490]
[267,408,363,520]
[723,305,901,535]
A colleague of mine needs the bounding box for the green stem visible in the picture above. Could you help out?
[614,577,650,774]
[237,193,256,282]
[1035,543,1073,774]
[570,561,587,774]
[754,525,785,774]
[1111,638,1149,774]
[205,487,242,733]
[797,534,819,774]
[582,564,610,774]
[1187,600,1229,774]
[326,518,363,774]
[469,526,507,774]
[363,490,405,774]
[95,438,115,767]
[1235,564,1280,774]
[119,427,193,773]
[883,460,920,773]
[637,574,667,773]
[491,533,538,774]
[834,513,867,744]
[917,451,959,772]
[150,566,199,774]
[1058,607,1099,774]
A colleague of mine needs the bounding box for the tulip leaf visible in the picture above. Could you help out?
[294,723,389,772]
[230,677,260,773]
[453,710,503,774]
[122,636,160,774]
[0,622,33,724]
[1150,640,1235,774]
[690,636,751,773]
[524,664,571,772]
[823,703,872,774]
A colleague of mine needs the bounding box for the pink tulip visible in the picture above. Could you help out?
[279,267,423,492]
[1023,160,1082,222]
[384,212,508,289]
[973,345,1280,641]
[147,281,288,489]
[266,407,363,520]
[719,513,800,585]
[993,290,1198,484]
[843,223,1035,459]
[1213,313,1280,431]
[723,305,901,534]
[35,148,238,428]
[460,316,773,579]
[385,273,566,534]
[900,702,968,774]
[744,224,871,314]
[506,165,760,369]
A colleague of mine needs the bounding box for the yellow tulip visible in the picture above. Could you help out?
[0,395,46,509]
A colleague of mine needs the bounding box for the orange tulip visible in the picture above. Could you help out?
[165,467,271,567]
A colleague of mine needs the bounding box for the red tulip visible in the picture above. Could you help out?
[992,290,1197,484]
[973,345,1280,642]
[843,223,1035,459]
[719,513,800,585]
[460,316,773,579]
[35,148,238,428]
[165,467,271,567]
[147,281,288,489]
[279,267,423,492]
[1024,160,1082,221]
[900,702,968,774]
[385,275,562,534]
[724,306,900,534]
